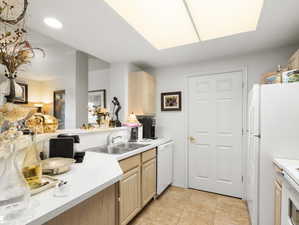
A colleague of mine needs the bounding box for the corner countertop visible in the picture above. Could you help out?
[17,137,172,225]
[273,158,299,186]
[18,152,123,225]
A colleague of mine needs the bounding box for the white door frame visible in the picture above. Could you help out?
[184,67,248,199]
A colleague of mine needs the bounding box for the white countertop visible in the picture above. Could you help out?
[274,158,299,186]
[18,152,123,225]
[17,137,172,225]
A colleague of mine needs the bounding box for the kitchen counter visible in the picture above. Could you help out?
[18,152,123,225]
[273,158,299,187]
[16,137,172,225]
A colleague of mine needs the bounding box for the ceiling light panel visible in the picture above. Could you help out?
[103,0,199,49]
[185,0,264,41]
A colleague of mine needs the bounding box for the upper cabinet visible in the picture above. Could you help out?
[128,71,156,116]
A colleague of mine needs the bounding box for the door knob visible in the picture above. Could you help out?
[189,136,196,143]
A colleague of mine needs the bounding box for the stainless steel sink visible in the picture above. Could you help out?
[86,143,150,155]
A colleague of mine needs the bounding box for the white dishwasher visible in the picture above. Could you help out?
[157,141,174,196]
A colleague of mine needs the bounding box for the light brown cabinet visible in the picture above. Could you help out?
[128,71,156,115]
[45,184,117,225]
[274,180,282,225]
[288,49,299,70]
[273,163,283,225]
[141,158,156,207]
[119,166,141,225]
[118,148,157,225]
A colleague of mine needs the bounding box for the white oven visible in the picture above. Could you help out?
[282,173,299,225]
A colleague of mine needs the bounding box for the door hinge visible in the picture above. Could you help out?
[241,176,244,183]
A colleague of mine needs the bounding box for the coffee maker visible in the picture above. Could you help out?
[137,116,156,139]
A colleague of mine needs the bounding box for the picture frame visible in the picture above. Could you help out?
[88,89,106,108]
[88,89,106,123]
[161,91,182,111]
[14,82,28,104]
[53,90,66,129]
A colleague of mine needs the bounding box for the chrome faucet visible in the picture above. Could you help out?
[112,136,122,144]
[107,133,123,146]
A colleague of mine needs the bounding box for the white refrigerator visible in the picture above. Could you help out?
[247,83,299,225]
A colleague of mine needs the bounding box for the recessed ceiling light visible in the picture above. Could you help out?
[103,0,199,50]
[185,0,264,41]
[44,17,63,29]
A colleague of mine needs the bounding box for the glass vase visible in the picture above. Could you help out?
[0,142,30,224]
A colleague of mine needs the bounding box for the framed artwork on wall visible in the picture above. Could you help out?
[14,82,28,104]
[161,91,182,111]
[54,90,66,129]
[88,89,106,123]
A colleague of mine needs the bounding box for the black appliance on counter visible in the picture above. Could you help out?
[49,134,84,162]
[137,116,157,139]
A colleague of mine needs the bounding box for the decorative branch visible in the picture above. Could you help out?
[0,0,28,25]
[0,0,45,78]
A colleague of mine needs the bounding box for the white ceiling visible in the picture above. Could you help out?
[28,0,299,68]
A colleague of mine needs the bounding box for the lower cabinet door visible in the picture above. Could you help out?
[142,158,157,207]
[45,184,116,225]
[119,166,141,225]
[274,180,282,225]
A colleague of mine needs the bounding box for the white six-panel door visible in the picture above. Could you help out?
[188,71,243,198]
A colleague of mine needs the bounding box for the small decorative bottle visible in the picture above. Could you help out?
[22,133,42,189]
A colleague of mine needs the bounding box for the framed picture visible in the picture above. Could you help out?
[88,89,106,123]
[161,91,182,111]
[14,82,28,104]
[54,90,66,129]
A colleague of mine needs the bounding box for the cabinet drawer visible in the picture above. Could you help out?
[142,148,156,163]
[120,155,141,173]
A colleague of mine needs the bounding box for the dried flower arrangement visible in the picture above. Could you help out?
[0,0,44,102]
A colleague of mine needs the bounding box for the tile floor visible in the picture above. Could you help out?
[129,186,251,225]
